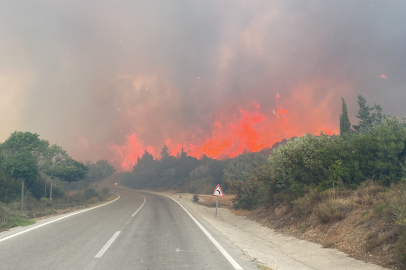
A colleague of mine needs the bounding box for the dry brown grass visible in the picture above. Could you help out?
[245,181,406,269]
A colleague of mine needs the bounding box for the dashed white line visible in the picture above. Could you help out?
[131,195,146,217]
[95,231,121,258]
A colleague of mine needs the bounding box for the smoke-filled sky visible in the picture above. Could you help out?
[1,1,406,170]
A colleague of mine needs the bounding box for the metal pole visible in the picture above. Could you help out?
[21,179,24,211]
[50,178,53,203]
[215,196,218,217]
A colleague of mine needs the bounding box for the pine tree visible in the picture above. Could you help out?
[180,146,187,159]
[353,94,372,132]
[160,143,170,160]
[371,104,383,126]
[340,98,351,135]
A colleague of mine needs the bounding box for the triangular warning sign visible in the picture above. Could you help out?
[213,184,224,197]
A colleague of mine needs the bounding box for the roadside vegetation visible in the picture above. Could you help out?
[120,94,406,269]
[0,187,111,231]
[115,142,268,194]
[0,131,115,231]
[225,95,406,269]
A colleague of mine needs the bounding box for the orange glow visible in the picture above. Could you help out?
[108,133,155,171]
[214,121,224,129]
[380,74,387,79]
[109,91,339,171]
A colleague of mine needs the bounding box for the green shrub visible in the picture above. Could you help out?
[193,194,199,203]
[187,178,213,194]
[373,204,387,214]
[227,178,262,210]
[365,232,379,252]
[84,188,97,199]
[102,188,109,197]
[394,231,406,267]
[1,217,35,229]
[233,194,260,210]
[70,190,85,203]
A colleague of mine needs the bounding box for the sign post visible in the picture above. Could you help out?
[212,184,224,217]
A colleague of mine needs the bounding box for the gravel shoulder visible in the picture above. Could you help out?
[160,192,389,270]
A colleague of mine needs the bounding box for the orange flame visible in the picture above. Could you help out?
[109,93,338,171]
[108,133,155,171]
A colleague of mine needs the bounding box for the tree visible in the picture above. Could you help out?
[0,167,20,203]
[85,160,116,184]
[340,98,351,135]
[59,159,88,202]
[0,132,49,210]
[353,94,372,132]
[160,143,170,159]
[268,133,341,194]
[353,94,384,132]
[223,152,267,184]
[42,144,70,202]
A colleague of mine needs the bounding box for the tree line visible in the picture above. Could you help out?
[0,132,115,210]
[117,143,268,194]
[118,93,405,210]
[227,94,406,209]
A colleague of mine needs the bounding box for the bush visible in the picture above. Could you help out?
[102,188,109,197]
[193,194,199,203]
[84,188,97,200]
[0,168,21,203]
[187,178,214,194]
[314,200,346,224]
[69,190,85,203]
[292,187,321,218]
[227,178,262,210]
[371,182,406,221]
[355,180,383,205]
[293,196,314,218]
[395,231,406,268]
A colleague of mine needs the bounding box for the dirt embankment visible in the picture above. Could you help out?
[195,193,398,269]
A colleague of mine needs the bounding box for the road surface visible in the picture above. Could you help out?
[0,187,257,270]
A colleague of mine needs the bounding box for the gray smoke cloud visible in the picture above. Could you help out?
[1,0,405,168]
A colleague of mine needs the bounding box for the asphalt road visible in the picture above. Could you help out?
[0,188,257,270]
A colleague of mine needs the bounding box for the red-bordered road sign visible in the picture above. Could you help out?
[212,184,224,197]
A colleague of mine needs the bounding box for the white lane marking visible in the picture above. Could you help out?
[0,194,120,244]
[95,231,121,258]
[131,195,146,217]
[157,193,243,270]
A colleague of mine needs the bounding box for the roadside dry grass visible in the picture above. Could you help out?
[0,189,116,232]
[246,182,406,269]
[186,181,406,269]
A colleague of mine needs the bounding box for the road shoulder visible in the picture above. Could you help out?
[160,192,389,270]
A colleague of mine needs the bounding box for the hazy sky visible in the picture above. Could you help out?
[1,1,406,169]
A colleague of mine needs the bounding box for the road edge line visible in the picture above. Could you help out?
[131,195,146,217]
[146,192,243,270]
[0,194,121,243]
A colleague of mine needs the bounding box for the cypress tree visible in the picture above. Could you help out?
[340,98,351,135]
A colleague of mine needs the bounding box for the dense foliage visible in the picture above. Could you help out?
[117,144,268,194]
[0,131,113,205]
[85,160,116,184]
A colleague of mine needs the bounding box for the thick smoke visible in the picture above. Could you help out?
[1,1,406,170]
